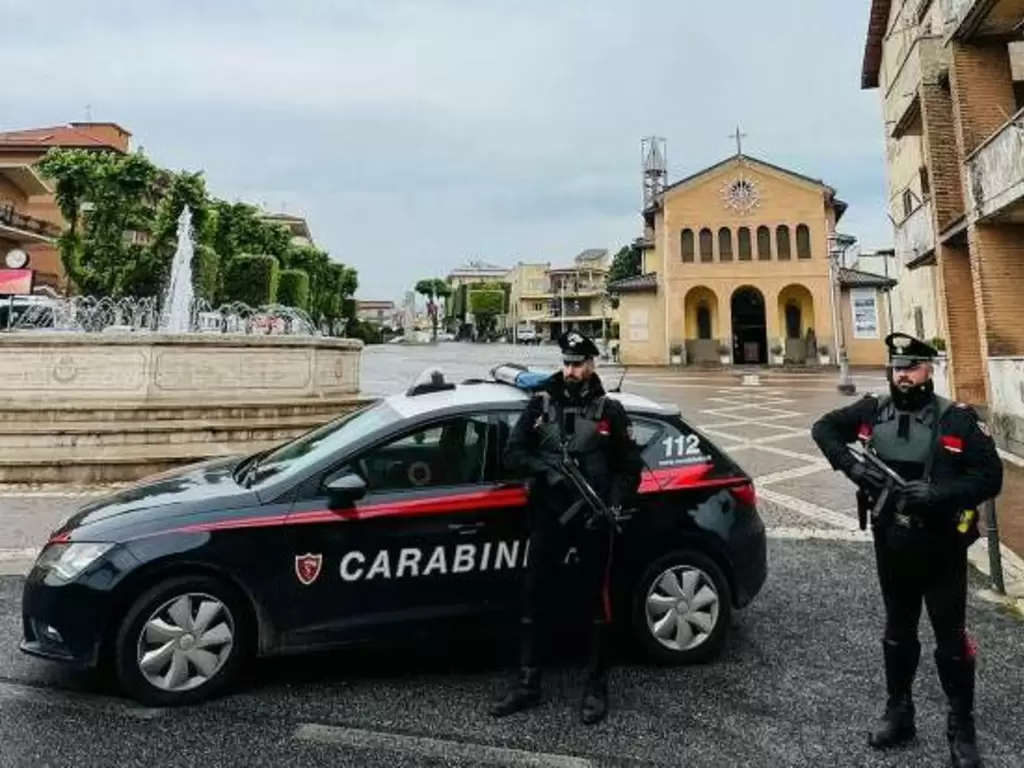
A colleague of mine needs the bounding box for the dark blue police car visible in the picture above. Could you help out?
[21,365,767,706]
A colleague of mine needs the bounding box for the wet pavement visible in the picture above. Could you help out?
[1,341,1021,767]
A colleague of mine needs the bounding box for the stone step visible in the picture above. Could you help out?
[0,440,285,485]
[0,396,372,425]
[0,413,331,449]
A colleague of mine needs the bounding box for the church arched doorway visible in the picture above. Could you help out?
[731,286,767,364]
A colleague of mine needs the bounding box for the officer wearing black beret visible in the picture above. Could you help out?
[489,330,643,724]
[811,332,1003,767]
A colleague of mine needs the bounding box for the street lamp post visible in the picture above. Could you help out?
[828,232,856,395]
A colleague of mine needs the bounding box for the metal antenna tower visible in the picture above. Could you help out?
[641,136,667,209]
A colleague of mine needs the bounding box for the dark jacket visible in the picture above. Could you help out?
[811,393,1003,533]
[505,371,643,508]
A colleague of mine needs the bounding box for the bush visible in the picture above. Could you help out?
[223,254,279,307]
[194,244,220,303]
[278,269,310,310]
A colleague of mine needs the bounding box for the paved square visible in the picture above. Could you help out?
[0,344,1020,767]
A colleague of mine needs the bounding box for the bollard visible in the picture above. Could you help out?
[983,499,1006,595]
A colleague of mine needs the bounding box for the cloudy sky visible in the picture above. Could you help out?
[2,0,887,302]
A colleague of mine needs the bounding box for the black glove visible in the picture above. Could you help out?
[843,460,886,490]
[899,480,940,510]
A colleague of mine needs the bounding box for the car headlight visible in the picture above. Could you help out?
[35,542,114,582]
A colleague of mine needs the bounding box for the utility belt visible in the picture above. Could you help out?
[859,489,978,538]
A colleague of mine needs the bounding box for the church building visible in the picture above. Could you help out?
[609,145,895,367]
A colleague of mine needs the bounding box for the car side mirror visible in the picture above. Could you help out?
[324,471,367,506]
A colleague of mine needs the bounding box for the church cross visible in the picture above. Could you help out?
[729,125,747,156]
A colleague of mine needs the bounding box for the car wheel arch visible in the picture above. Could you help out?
[617,529,739,610]
[99,558,271,667]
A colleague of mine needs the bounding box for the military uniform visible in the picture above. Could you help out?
[811,333,1003,767]
[489,331,643,725]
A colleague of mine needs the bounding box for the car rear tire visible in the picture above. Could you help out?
[630,549,731,665]
[112,574,252,707]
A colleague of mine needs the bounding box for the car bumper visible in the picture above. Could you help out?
[20,567,110,669]
[728,507,768,609]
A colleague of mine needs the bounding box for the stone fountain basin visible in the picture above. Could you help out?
[0,333,371,482]
[0,331,363,405]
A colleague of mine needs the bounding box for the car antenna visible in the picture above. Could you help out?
[610,366,628,393]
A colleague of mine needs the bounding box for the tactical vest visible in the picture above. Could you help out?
[867,394,952,482]
[536,392,611,488]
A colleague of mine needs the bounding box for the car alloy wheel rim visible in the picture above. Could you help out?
[136,592,235,693]
[645,565,719,652]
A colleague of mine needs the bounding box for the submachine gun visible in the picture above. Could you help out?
[847,444,909,530]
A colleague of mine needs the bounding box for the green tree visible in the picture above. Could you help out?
[606,243,642,285]
[415,278,452,341]
[278,269,311,310]
[467,281,507,339]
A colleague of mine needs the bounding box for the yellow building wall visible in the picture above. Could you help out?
[840,287,892,366]
[617,291,666,366]
[659,159,836,355]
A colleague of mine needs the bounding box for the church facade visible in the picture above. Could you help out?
[610,153,894,367]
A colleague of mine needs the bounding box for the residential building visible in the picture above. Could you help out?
[355,300,397,326]
[862,0,1024,454]
[259,211,314,247]
[609,152,889,367]
[1,164,61,293]
[506,261,551,335]
[0,122,131,292]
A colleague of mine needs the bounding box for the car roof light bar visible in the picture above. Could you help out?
[490,363,553,392]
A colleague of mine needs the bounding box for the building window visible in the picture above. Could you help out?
[913,306,924,338]
[718,227,733,261]
[851,289,879,339]
[737,227,752,260]
[681,229,695,262]
[919,166,930,198]
[696,302,712,339]
[796,224,811,259]
[757,226,771,260]
[902,188,916,218]
[776,225,791,260]
[699,228,714,262]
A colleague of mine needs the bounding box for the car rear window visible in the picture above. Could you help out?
[631,413,735,473]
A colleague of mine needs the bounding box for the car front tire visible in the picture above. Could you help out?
[630,549,731,665]
[112,574,252,707]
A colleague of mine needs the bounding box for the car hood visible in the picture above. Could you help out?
[59,456,259,534]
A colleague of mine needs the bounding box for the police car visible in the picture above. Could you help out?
[20,365,768,707]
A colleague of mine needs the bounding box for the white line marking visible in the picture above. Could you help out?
[294,723,595,767]
[754,464,830,485]
[767,527,871,541]
[0,681,165,719]
[0,548,37,562]
[756,487,860,531]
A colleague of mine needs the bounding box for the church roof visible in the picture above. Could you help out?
[646,153,847,221]
[838,266,897,290]
[607,272,657,294]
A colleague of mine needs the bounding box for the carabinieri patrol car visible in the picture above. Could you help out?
[21,365,768,706]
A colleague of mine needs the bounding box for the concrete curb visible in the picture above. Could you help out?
[968,537,1024,618]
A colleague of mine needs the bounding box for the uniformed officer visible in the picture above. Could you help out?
[811,333,1003,767]
[489,330,643,725]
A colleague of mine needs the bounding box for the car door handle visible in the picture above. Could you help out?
[448,521,485,534]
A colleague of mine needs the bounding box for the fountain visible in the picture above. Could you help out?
[159,205,195,333]
[0,204,372,484]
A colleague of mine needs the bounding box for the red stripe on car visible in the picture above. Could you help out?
[162,464,746,536]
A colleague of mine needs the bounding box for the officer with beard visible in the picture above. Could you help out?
[811,333,1003,768]
[489,330,643,725]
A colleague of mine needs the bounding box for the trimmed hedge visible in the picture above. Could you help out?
[223,253,279,307]
[278,268,310,310]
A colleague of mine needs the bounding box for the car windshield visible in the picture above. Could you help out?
[242,400,403,487]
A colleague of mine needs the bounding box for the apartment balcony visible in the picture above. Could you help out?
[965,107,1024,222]
[942,0,1024,41]
[550,282,606,297]
[0,204,62,245]
[884,36,946,138]
[894,199,936,266]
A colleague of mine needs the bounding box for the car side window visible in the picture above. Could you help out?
[330,413,493,494]
[637,417,714,469]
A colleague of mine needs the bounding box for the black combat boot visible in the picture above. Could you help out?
[937,653,983,768]
[868,639,919,748]
[489,619,543,718]
[580,620,610,725]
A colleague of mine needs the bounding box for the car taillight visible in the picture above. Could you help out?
[729,482,757,507]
